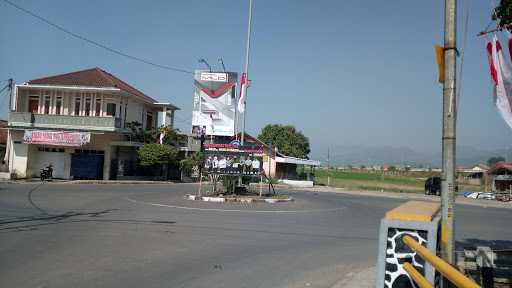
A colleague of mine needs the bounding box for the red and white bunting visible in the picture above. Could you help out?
[486,35,512,129]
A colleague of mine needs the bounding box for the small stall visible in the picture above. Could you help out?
[487,162,512,201]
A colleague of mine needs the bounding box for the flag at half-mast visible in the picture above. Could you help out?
[238,72,247,113]
[486,34,512,129]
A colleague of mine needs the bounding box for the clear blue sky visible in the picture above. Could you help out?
[0,0,510,158]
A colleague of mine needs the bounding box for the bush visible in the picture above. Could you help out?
[137,144,178,166]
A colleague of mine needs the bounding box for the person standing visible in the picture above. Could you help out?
[212,156,219,173]
[218,156,227,174]
[245,157,253,175]
[251,157,260,174]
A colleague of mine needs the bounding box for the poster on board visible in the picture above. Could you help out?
[191,70,238,136]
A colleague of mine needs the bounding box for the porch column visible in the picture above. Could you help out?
[38,90,43,114]
[100,94,104,116]
[170,109,175,129]
[103,144,112,180]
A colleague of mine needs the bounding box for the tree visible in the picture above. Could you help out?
[258,124,310,159]
[126,121,186,147]
[487,156,506,166]
[137,144,178,167]
[493,0,512,29]
[144,126,186,147]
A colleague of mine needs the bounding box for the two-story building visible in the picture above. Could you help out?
[6,67,179,180]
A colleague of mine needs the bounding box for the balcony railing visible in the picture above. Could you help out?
[8,112,123,132]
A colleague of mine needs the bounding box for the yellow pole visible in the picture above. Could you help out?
[403,263,433,288]
[403,235,480,288]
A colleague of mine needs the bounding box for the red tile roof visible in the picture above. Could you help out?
[28,67,157,103]
[488,162,512,174]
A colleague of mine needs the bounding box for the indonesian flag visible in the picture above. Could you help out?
[507,30,512,62]
[158,129,165,144]
[238,72,247,113]
[486,35,512,129]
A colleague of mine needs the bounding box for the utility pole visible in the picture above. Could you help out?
[240,0,253,146]
[441,0,457,271]
[8,78,13,111]
[327,148,330,187]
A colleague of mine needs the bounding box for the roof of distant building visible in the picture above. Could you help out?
[27,67,157,103]
[488,161,512,174]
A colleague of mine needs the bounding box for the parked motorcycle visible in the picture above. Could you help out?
[40,164,53,181]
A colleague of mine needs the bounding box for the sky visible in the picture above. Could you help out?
[0,0,511,160]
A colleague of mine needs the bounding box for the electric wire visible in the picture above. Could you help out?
[0,84,9,95]
[1,0,193,74]
[456,0,471,113]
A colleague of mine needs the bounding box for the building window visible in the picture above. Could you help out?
[44,95,50,114]
[74,97,81,116]
[106,103,116,116]
[28,96,39,113]
[55,96,62,115]
[95,98,101,116]
[85,97,91,116]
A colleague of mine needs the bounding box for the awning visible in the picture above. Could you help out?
[275,156,320,166]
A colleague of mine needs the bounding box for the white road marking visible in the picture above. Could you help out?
[126,198,345,213]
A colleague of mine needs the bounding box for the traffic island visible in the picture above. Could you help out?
[184,193,293,203]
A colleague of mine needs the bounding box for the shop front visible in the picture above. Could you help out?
[8,129,123,180]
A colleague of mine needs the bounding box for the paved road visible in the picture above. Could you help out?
[0,183,511,288]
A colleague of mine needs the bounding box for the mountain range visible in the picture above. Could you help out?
[310,145,511,167]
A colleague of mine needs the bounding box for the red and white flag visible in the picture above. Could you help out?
[238,72,247,113]
[486,35,512,129]
[158,129,166,144]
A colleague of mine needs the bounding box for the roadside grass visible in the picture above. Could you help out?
[314,170,485,193]
[315,170,424,193]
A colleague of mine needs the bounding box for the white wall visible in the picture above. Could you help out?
[8,131,29,178]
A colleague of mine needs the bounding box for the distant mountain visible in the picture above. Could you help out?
[310,145,511,167]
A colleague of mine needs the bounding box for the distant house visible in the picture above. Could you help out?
[487,162,512,192]
[6,68,179,179]
[458,163,490,186]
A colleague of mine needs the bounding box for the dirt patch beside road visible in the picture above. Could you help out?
[294,186,512,209]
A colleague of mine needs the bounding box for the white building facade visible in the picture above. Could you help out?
[6,68,179,180]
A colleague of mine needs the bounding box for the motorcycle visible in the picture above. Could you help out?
[40,164,53,181]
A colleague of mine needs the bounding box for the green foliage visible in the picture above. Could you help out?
[258,124,310,159]
[126,121,144,142]
[125,121,186,146]
[180,152,203,173]
[144,126,186,146]
[493,0,512,28]
[487,156,506,166]
[137,143,178,166]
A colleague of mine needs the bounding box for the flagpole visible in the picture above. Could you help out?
[240,0,253,146]
[234,81,238,140]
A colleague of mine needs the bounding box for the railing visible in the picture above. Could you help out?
[402,235,480,288]
[9,112,123,131]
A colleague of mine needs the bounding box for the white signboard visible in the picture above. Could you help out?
[192,70,237,136]
[199,72,228,82]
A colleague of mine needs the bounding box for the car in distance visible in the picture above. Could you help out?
[425,176,441,196]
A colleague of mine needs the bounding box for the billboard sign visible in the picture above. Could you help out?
[203,143,264,177]
[192,70,237,136]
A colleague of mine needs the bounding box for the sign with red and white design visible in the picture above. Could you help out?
[192,70,238,136]
[23,130,91,147]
